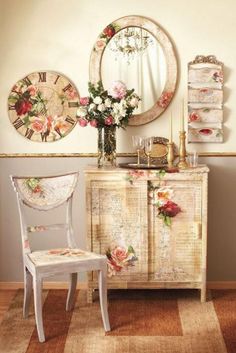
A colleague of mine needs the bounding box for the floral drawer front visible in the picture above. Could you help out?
[188,55,223,143]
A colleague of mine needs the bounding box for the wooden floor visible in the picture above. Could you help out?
[0,290,17,324]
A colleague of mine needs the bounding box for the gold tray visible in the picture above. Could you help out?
[119,163,168,170]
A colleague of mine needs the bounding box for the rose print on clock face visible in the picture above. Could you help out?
[8,71,80,142]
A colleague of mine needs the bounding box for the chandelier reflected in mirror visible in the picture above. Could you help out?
[108,27,153,64]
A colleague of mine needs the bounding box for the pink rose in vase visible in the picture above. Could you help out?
[90,119,98,127]
[104,116,113,125]
[80,97,89,106]
[78,118,88,127]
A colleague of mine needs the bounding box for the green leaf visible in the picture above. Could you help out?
[159,169,166,178]
[23,115,30,126]
[128,245,135,254]
[8,96,18,104]
[164,216,171,227]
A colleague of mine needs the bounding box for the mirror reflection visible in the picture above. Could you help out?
[101,27,167,114]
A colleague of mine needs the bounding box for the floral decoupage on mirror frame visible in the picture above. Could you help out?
[188,55,223,143]
[8,71,80,142]
[89,15,178,126]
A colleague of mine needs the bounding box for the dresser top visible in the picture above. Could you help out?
[84,164,209,174]
[84,164,209,179]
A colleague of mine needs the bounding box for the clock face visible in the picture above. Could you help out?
[8,71,80,142]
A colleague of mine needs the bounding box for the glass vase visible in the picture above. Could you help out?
[97,126,116,167]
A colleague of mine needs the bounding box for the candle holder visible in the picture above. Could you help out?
[177,131,188,169]
[167,142,175,168]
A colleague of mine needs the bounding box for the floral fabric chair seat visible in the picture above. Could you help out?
[28,248,103,267]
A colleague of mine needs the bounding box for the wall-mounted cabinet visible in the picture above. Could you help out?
[188,55,223,143]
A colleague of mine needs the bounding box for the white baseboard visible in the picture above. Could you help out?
[1,281,236,290]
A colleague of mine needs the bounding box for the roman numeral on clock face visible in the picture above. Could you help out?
[68,101,79,108]
[63,83,72,92]
[22,76,32,86]
[54,75,60,85]
[65,116,75,125]
[38,72,47,82]
[13,117,24,129]
[25,128,34,139]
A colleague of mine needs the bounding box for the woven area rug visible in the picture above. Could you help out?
[0,289,235,353]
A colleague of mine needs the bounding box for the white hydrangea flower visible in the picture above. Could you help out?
[77,107,87,117]
[93,96,102,104]
[98,103,105,112]
[104,98,112,107]
[88,103,96,111]
[113,102,127,118]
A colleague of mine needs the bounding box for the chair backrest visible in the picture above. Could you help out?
[11,172,79,254]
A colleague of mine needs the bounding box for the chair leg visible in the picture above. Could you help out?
[33,276,45,343]
[98,265,111,332]
[66,272,77,311]
[23,267,32,319]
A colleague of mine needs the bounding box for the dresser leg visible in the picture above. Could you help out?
[87,287,93,303]
[201,270,207,302]
[201,289,206,302]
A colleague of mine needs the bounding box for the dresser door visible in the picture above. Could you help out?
[149,179,202,282]
[89,179,148,281]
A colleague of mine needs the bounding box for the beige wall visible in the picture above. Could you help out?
[0,0,236,153]
[0,0,236,283]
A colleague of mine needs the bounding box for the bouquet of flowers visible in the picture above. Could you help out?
[76,80,140,128]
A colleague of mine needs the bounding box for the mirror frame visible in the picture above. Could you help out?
[89,15,178,126]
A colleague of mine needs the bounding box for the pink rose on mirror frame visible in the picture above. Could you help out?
[95,38,106,51]
[108,80,127,99]
[78,118,88,127]
[111,247,128,263]
[80,97,89,106]
[90,119,98,127]
[103,25,116,38]
[157,91,173,108]
[104,116,113,125]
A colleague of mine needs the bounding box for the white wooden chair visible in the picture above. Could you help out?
[11,172,110,342]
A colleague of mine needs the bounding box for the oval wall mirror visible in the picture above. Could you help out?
[89,15,178,126]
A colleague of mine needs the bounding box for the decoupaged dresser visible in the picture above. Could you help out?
[85,165,209,302]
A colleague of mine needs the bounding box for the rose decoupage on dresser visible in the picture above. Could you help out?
[85,165,209,303]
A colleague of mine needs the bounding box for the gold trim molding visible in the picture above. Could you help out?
[1,152,236,158]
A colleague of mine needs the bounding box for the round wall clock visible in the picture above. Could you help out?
[8,71,80,142]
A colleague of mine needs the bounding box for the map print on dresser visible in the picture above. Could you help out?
[90,180,148,281]
[188,55,223,143]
